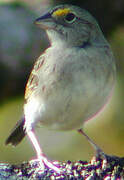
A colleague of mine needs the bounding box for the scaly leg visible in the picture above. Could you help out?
[78,129,104,155]
[27,130,61,173]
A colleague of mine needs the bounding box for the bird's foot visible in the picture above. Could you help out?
[37,154,61,174]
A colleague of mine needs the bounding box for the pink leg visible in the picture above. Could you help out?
[78,129,103,155]
[27,130,61,173]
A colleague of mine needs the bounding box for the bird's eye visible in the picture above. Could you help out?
[64,13,76,23]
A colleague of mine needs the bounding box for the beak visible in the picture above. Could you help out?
[34,12,54,30]
[34,12,51,24]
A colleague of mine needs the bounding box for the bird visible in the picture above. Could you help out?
[5,4,116,173]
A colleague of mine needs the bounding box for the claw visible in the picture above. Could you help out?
[42,156,61,173]
[27,130,61,173]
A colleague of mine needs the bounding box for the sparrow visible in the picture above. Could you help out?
[5,4,116,173]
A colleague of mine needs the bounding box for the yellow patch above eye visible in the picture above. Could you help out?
[53,8,71,17]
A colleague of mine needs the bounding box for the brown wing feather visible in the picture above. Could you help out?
[25,55,45,101]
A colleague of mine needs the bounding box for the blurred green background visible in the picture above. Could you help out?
[0,0,124,164]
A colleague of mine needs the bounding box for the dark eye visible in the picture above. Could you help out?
[65,13,76,23]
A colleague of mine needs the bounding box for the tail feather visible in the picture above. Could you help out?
[5,117,26,146]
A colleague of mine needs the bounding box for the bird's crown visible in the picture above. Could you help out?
[53,8,71,17]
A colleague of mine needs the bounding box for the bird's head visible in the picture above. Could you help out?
[35,5,107,47]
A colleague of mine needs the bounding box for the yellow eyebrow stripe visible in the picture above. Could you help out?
[53,8,71,17]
